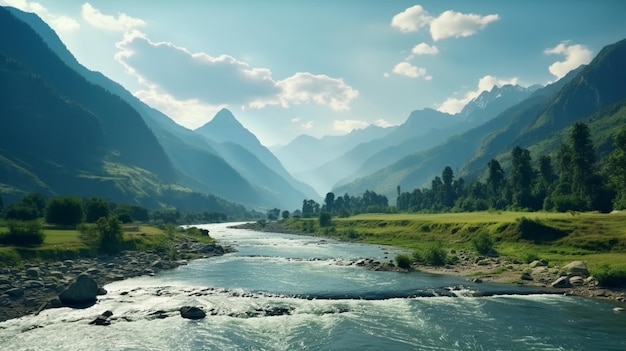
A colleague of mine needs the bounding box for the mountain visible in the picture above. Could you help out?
[273,124,395,176]
[194,109,320,206]
[302,85,537,196]
[335,38,626,201]
[5,7,298,209]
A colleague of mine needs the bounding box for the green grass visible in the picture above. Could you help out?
[284,211,626,276]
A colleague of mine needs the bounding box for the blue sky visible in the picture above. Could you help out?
[4,0,626,146]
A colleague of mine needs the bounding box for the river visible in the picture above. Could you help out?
[1,223,625,350]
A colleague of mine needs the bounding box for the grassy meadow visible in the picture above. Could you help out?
[284,211,626,275]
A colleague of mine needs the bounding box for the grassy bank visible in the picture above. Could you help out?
[283,211,626,280]
[0,223,214,267]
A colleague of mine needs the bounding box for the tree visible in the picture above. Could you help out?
[96,216,124,254]
[324,192,335,214]
[5,205,38,221]
[267,208,280,220]
[487,159,506,208]
[21,193,47,218]
[84,197,110,223]
[569,122,596,198]
[319,211,332,227]
[606,128,626,209]
[509,147,535,209]
[441,166,455,208]
[45,196,84,226]
[281,210,290,220]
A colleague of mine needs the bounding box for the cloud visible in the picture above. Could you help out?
[430,10,499,41]
[301,121,314,130]
[134,87,225,130]
[544,42,592,79]
[391,5,432,33]
[391,6,498,41]
[392,62,432,80]
[3,0,79,32]
[115,31,358,111]
[411,42,439,55]
[374,119,394,128]
[333,120,369,133]
[437,75,519,114]
[81,3,145,32]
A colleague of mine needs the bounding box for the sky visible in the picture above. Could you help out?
[3,0,626,146]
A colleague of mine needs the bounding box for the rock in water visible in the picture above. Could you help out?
[180,306,206,320]
[58,273,99,307]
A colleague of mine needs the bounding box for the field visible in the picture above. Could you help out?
[0,223,214,266]
[284,211,626,274]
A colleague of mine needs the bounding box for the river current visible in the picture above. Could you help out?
[1,223,625,350]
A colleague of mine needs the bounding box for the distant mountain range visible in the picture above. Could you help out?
[334,39,626,200]
[1,5,625,215]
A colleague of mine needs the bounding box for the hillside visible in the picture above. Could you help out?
[335,38,626,200]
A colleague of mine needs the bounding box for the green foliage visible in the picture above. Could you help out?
[45,196,84,226]
[516,217,568,243]
[592,264,626,287]
[422,243,447,266]
[96,216,124,255]
[472,232,495,255]
[256,219,267,228]
[151,208,181,224]
[21,193,47,217]
[395,254,412,268]
[4,204,38,221]
[0,248,21,267]
[84,197,110,223]
[319,211,332,227]
[281,210,290,220]
[0,220,44,246]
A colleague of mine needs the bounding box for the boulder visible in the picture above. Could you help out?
[551,276,571,288]
[529,260,547,268]
[25,267,40,279]
[569,276,585,286]
[89,311,113,326]
[58,273,99,307]
[520,272,533,281]
[180,306,206,320]
[563,261,589,277]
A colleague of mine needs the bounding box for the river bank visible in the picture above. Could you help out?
[229,221,626,305]
[0,238,231,322]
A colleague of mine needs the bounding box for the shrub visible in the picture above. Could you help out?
[96,216,124,255]
[395,254,412,269]
[0,220,44,246]
[46,196,84,226]
[423,243,447,266]
[516,217,567,243]
[84,197,110,223]
[472,232,495,255]
[319,211,332,227]
[4,205,38,221]
[592,265,626,288]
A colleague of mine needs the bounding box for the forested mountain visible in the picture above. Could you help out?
[335,38,626,203]
[302,85,537,195]
[194,109,319,202]
[4,6,313,210]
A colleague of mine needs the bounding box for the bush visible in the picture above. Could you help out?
[472,232,495,255]
[0,220,44,246]
[395,254,412,269]
[46,196,84,226]
[593,265,626,288]
[96,216,124,255]
[4,205,38,221]
[319,211,332,227]
[423,243,447,266]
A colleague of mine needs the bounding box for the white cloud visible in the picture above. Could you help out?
[374,119,394,128]
[544,42,593,79]
[134,88,225,130]
[115,31,358,112]
[411,42,439,55]
[430,10,499,41]
[81,2,145,32]
[291,117,301,123]
[333,120,369,133]
[392,62,432,80]
[3,0,79,32]
[391,6,498,41]
[301,121,314,130]
[391,5,432,33]
[437,75,519,114]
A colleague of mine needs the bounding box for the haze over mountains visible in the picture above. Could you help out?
[1,5,625,214]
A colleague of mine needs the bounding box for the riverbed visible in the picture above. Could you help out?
[1,222,624,350]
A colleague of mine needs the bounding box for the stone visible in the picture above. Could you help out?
[25,268,40,279]
[551,276,571,288]
[89,312,112,326]
[569,276,585,286]
[6,287,24,298]
[58,273,99,307]
[180,306,206,320]
[520,272,533,281]
[529,260,547,268]
[563,261,589,277]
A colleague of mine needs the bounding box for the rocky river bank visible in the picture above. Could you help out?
[0,239,232,322]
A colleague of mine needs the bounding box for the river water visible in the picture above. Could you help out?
[1,223,625,350]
